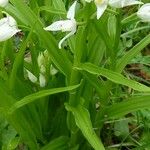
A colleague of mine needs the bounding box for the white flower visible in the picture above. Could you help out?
[0,14,20,42]
[94,0,108,19]
[85,0,143,19]
[0,0,8,7]
[26,70,38,83]
[50,64,58,75]
[109,0,143,8]
[85,0,108,19]
[39,73,46,87]
[137,3,150,22]
[26,69,47,87]
[44,1,77,49]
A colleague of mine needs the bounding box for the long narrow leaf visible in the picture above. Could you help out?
[40,6,66,15]
[106,95,150,118]
[65,104,105,150]
[116,34,150,72]
[9,84,80,113]
[9,28,33,90]
[0,83,38,150]
[76,63,150,92]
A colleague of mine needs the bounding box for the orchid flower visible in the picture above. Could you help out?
[0,0,8,7]
[109,0,143,8]
[44,1,77,49]
[85,0,143,19]
[85,0,108,19]
[0,14,20,42]
[137,3,150,22]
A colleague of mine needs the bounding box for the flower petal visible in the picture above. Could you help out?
[39,73,46,87]
[137,3,150,22]
[26,70,37,83]
[0,12,17,27]
[7,15,18,27]
[0,17,8,26]
[58,29,76,49]
[0,14,20,41]
[85,0,93,2]
[1,11,17,27]
[67,1,77,19]
[50,64,58,75]
[0,0,8,7]
[44,20,76,32]
[44,20,65,31]
[109,0,143,8]
[95,2,108,19]
[0,24,20,42]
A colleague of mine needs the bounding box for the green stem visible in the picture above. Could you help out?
[66,27,87,147]
[121,26,150,37]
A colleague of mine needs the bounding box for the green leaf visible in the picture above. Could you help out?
[41,136,69,150]
[106,95,150,118]
[1,126,19,150]
[121,13,139,26]
[6,4,30,25]
[52,0,66,12]
[9,28,33,91]
[107,14,116,45]
[0,84,38,150]
[9,84,80,113]
[65,104,105,150]
[81,72,106,100]
[93,19,112,50]
[116,34,150,73]
[76,63,150,92]
[114,119,129,137]
[39,6,66,15]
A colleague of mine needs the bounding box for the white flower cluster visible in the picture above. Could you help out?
[44,0,150,49]
[25,50,58,88]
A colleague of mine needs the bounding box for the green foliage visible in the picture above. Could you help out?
[0,0,150,150]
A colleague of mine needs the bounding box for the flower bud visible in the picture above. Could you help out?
[50,65,58,76]
[26,70,37,83]
[39,73,46,87]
